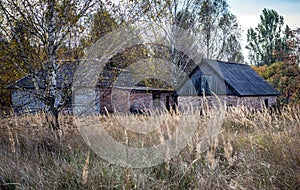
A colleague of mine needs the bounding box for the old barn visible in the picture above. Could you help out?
[7,59,280,114]
[176,59,280,109]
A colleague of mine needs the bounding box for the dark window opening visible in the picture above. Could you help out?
[264,99,269,108]
[172,93,178,110]
[166,95,170,111]
[196,75,211,95]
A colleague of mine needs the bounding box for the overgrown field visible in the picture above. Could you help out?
[0,106,299,189]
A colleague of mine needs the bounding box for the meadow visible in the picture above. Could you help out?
[0,105,299,189]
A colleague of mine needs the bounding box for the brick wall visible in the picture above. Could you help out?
[99,88,174,114]
[178,95,278,110]
[237,96,277,109]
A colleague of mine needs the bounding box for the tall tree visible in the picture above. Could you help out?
[137,0,244,86]
[246,8,289,66]
[0,0,96,129]
[196,0,243,62]
[133,0,243,62]
[97,0,243,91]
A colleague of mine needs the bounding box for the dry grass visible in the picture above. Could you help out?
[0,106,299,189]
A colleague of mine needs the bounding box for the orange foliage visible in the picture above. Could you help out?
[253,62,300,104]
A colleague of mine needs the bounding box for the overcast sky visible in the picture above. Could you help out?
[228,0,300,62]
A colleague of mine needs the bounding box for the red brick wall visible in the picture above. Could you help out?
[98,88,174,114]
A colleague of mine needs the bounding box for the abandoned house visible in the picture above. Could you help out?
[7,59,280,114]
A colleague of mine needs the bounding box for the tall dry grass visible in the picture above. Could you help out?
[0,105,299,189]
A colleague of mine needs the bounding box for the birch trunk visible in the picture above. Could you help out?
[46,0,59,130]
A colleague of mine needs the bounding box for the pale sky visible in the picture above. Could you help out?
[228,0,300,62]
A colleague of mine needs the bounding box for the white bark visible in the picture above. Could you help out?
[0,0,96,123]
[46,0,57,113]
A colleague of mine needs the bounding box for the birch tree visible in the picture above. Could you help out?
[196,0,243,62]
[0,0,96,129]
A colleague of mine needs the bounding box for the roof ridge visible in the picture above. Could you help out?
[204,58,248,66]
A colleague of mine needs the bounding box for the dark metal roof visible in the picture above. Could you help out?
[6,62,77,90]
[204,59,280,96]
[7,63,172,92]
